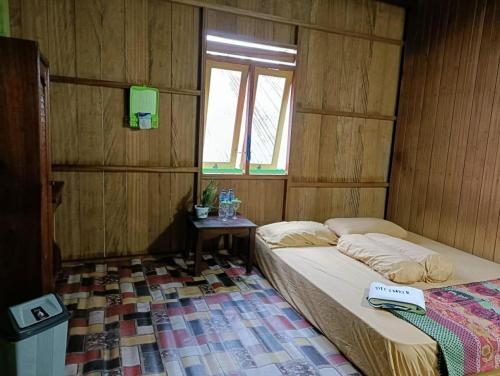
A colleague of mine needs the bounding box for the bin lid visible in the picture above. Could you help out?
[0,293,70,341]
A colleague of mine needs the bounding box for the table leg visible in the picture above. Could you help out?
[223,234,230,251]
[184,223,191,260]
[247,228,256,274]
[231,234,236,255]
[195,232,203,276]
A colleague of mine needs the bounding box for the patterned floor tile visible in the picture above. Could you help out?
[57,252,361,375]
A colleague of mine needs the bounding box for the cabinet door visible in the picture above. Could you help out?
[39,57,54,292]
[0,38,53,309]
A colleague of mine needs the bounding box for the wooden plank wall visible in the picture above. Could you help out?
[286,3,403,221]
[10,0,199,259]
[202,1,405,224]
[10,0,405,260]
[388,0,500,263]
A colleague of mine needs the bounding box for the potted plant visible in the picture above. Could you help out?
[195,181,217,218]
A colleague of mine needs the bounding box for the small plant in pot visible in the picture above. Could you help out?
[195,181,217,219]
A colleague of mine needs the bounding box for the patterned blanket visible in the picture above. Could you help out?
[57,252,361,376]
[392,279,500,376]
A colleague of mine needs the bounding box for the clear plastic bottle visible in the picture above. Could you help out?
[218,189,227,218]
[227,188,234,202]
[226,189,235,219]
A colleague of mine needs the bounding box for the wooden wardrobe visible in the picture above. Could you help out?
[0,37,54,311]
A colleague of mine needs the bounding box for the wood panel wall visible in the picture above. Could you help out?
[287,4,403,221]
[201,178,285,225]
[10,0,405,260]
[10,0,199,259]
[388,0,500,263]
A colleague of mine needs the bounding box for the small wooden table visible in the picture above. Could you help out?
[186,214,257,276]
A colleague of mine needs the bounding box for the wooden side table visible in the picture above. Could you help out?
[186,214,257,276]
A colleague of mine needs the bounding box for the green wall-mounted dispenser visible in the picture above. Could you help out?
[129,85,159,129]
[0,0,10,37]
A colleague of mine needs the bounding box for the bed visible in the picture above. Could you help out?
[255,231,500,376]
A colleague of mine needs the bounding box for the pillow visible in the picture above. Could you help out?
[257,221,338,249]
[325,217,408,239]
[338,234,425,284]
[365,233,453,283]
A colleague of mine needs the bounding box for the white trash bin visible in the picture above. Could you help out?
[0,293,70,376]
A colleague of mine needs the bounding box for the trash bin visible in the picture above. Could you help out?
[0,293,70,376]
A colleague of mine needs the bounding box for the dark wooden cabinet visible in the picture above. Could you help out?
[0,37,53,311]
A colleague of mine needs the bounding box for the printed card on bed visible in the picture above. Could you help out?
[368,282,426,315]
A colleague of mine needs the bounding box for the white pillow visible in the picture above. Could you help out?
[257,221,338,249]
[325,217,408,239]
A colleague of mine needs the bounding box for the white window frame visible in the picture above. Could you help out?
[202,38,295,175]
[202,60,249,170]
[248,67,293,171]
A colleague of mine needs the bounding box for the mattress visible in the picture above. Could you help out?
[255,232,500,376]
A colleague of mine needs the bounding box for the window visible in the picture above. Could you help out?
[203,61,249,170]
[202,34,296,175]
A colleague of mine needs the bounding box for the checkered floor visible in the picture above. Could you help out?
[57,251,361,376]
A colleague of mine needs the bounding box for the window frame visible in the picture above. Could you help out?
[202,52,295,175]
[248,67,293,172]
[202,60,249,170]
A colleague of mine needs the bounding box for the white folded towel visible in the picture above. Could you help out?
[368,282,426,315]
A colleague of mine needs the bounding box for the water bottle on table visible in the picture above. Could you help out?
[226,189,235,219]
[218,189,227,219]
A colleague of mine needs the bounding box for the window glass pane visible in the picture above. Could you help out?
[250,74,286,165]
[203,68,242,164]
[276,93,291,171]
[235,84,249,170]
